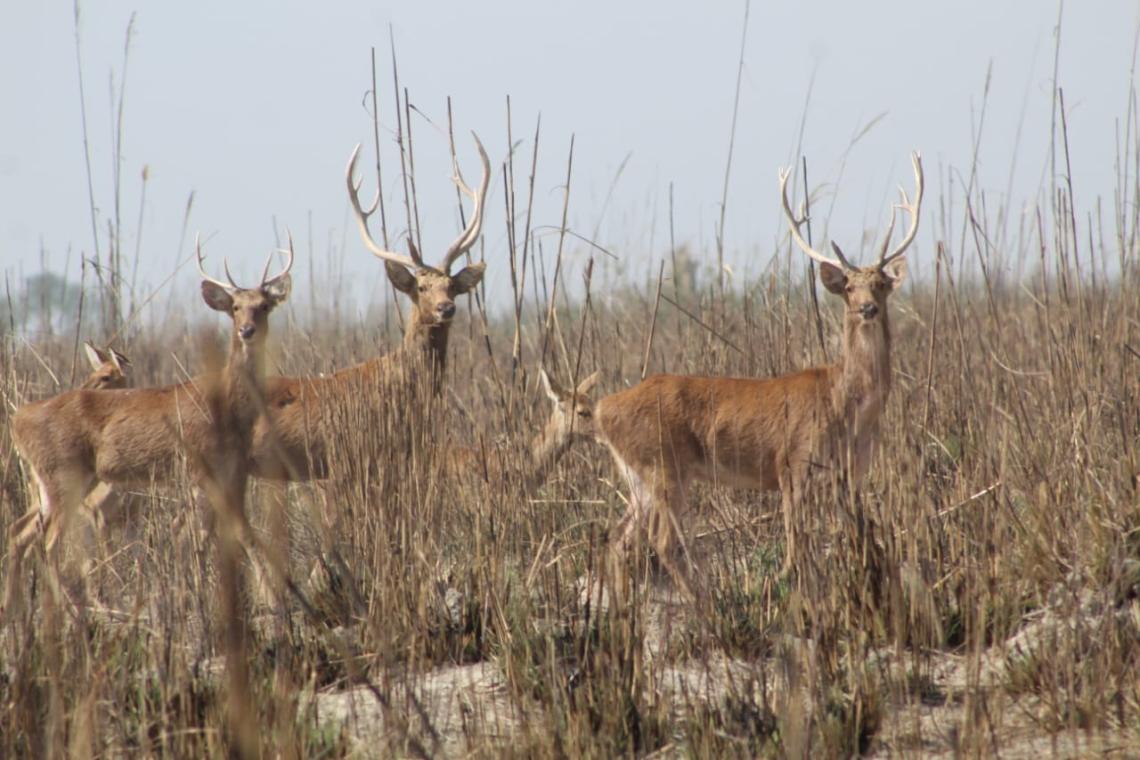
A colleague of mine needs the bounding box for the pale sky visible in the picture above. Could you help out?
[2,1,1137,319]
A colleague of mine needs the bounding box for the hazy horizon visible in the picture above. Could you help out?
[3,1,1138,324]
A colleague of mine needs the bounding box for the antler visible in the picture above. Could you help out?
[778,167,855,271]
[196,233,295,292]
[440,132,490,273]
[878,151,923,267]
[346,144,424,270]
[196,234,239,292]
[260,231,295,290]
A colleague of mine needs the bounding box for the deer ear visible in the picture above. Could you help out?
[84,341,105,370]
[263,274,292,304]
[819,262,847,295]
[451,262,486,295]
[386,261,417,294]
[201,281,234,312]
[539,368,565,402]
[108,348,129,372]
[576,370,600,395]
[882,256,908,290]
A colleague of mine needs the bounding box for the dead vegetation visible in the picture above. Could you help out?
[2,63,1139,760]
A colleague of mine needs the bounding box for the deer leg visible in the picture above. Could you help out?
[779,490,797,577]
[614,462,652,553]
[4,507,42,620]
[212,476,293,617]
[74,482,117,589]
[778,458,810,578]
[648,475,696,602]
[4,466,93,618]
[592,461,653,610]
[256,481,292,611]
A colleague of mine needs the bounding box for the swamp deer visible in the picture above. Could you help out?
[250,134,490,482]
[595,153,923,588]
[76,342,132,548]
[79,342,131,390]
[443,369,599,491]
[4,241,293,615]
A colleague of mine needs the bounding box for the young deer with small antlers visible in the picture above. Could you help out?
[596,153,923,589]
[79,342,131,390]
[250,134,490,482]
[4,242,293,615]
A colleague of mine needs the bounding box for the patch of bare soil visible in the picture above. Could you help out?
[310,661,517,757]
[309,574,1139,758]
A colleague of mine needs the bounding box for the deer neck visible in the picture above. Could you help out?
[401,308,451,395]
[223,334,267,430]
[834,312,892,424]
[522,415,573,492]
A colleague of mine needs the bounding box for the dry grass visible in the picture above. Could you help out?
[2,75,1140,758]
[3,231,1138,756]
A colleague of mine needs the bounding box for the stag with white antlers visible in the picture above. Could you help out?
[4,241,293,616]
[594,153,923,592]
[250,134,490,482]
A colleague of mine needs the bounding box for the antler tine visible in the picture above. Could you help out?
[875,204,899,261]
[452,154,476,200]
[346,144,421,270]
[222,260,243,290]
[878,151,923,267]
[195,234,236,292]
[778,167,852,270]
[260,230,296,288]
[441,132,491,272]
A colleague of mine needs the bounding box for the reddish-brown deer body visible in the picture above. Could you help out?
[597,153,922,586]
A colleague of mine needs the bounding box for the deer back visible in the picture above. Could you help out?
[11,379,218,487]
[595,369,844,489]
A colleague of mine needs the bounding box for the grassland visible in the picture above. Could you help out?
[2,91,1140,760]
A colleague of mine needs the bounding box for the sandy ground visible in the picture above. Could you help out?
[304,578,1140,758]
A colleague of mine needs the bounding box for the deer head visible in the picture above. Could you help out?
[346,133,490,331]
[196,234,294,357]
[780,152,922,331]
[540,368,601,444]
[81,341,131,390]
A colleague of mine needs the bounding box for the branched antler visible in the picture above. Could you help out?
[441,132,490,272]
[778,168,854,270]
[346,144,423,270]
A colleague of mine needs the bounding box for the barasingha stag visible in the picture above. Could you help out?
[251,134,490,483]
[593,153,923,594]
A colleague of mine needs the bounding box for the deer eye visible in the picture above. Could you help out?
[577,410,591,419]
